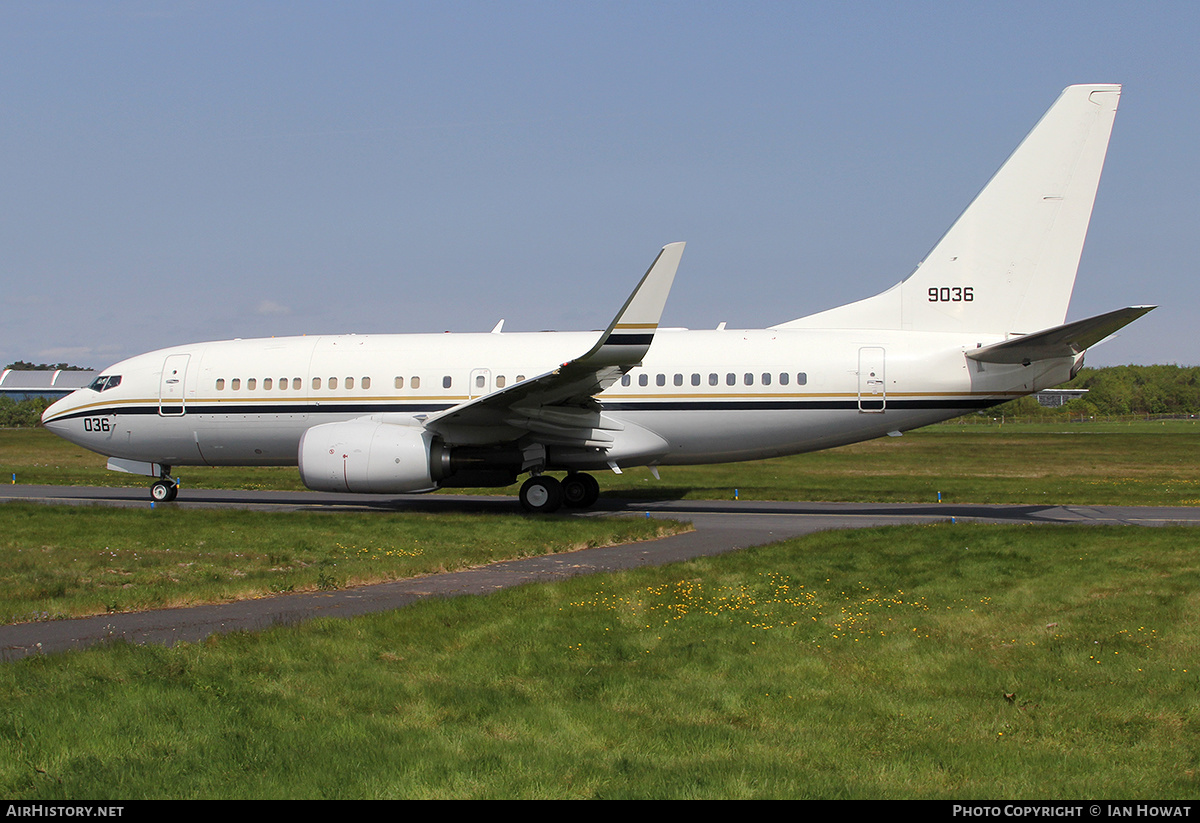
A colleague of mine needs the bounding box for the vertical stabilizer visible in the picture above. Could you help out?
[777,84,1121,334]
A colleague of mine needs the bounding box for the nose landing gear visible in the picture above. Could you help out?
[150,480,177,502]
[149,468,179,503]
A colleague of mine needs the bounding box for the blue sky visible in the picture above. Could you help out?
[2,1,1196,369]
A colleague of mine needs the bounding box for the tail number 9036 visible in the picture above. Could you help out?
[928,287,974,302]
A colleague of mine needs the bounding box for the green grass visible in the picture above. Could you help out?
[0,428,311,491]
[631,419,1200,505]
[0,502,686,624]
[3,423,1198,797]
[6,420,1200,505]
[2,524,1198,799]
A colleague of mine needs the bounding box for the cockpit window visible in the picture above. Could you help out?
[87,375,122,392]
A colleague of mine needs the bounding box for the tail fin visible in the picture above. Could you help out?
[777,84,1121,335]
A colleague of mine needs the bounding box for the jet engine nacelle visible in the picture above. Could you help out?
[298,419,450,494]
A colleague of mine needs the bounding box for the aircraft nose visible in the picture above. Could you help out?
[41,393,77,432]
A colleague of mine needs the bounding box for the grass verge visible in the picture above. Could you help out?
[0,502,687,624]
[1,523,1197,798]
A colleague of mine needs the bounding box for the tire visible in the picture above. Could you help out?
[151,481,177,502]
[519,475,563,514]
[562,473,600,508]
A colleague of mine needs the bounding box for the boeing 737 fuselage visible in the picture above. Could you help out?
[42,85,1153,512]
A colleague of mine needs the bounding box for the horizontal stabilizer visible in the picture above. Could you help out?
[966,306,1155,365]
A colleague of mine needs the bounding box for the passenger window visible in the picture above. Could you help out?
[744,373,753,386]
[443,376,452,389]
[516,375,525,382]
[263,378,273,390]
[779,373,789,386]
[709,373,718,386]
[362,377,371,389]
[412,376,421,389]
[797,372,808,386]
[638,374,648,387]
[496,375,506,388]
[726,373,736,386]
[761,373,771,386]
[312,377,321,390]
[215,379,225,391]
[345,377,354,390]
[330,377,338,390]
[279,378,287,390]
[292,377,301,390]
[247,378,256,390]
[394,376,403,389]
[673,374,683,386]
[231,378,241,390]
[475,375,485,388]
[656,374,666,387]
[691,373,700,386]
[621,375,631,387]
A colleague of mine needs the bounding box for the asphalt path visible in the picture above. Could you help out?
[2,484,1198,661]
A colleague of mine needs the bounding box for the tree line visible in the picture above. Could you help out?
[3,361,92,371]
[0,396,53,427]
[979,365,1200,420]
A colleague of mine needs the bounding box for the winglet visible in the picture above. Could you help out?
[423,242,685,432]
[571,242,685,368]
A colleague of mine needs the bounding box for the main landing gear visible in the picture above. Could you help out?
[519,472,600,514]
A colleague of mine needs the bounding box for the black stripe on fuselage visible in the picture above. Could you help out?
[602,398,1005,412]
[46,396,1005,423]
[46,402,453,422]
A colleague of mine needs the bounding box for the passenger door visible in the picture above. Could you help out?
[857,347,886,412]
[158,354,190,416]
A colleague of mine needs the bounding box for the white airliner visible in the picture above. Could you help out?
[43,84,1152,512]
